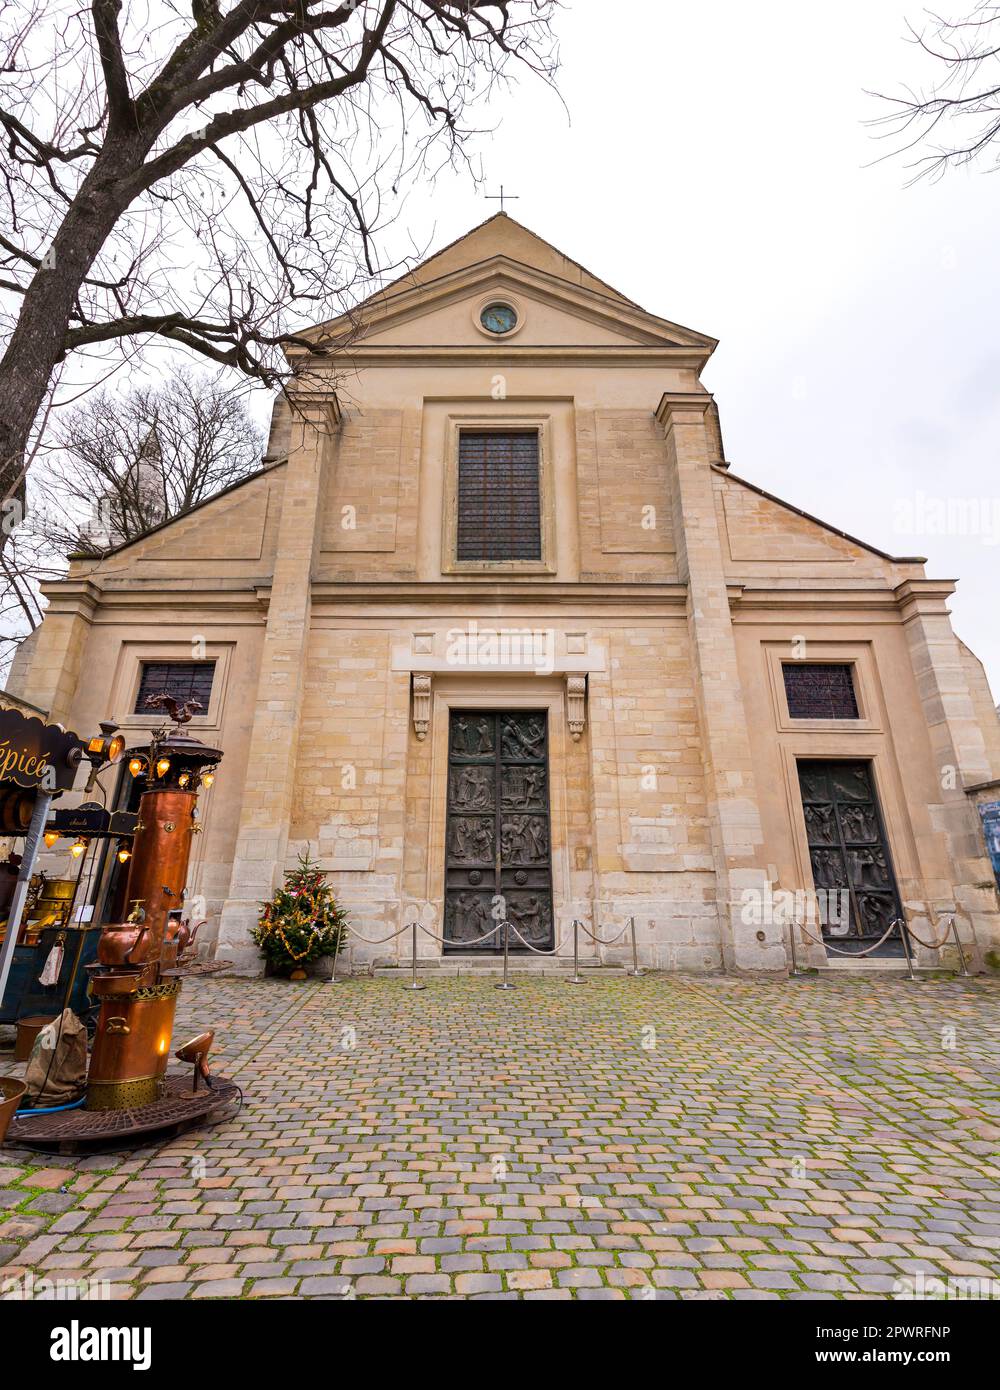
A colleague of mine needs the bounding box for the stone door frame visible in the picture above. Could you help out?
[424,677,572,958]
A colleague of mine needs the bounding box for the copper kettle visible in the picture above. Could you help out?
[160,916,204,971]
[175,918,205,955]
[96,900,156,967]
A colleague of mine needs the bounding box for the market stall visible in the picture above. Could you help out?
[0,704,87,1025]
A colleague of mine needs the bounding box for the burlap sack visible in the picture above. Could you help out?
[24,1009,87,1107]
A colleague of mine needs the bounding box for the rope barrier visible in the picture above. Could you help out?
[794,916,901,959]
[794,910,971,979]
[341,921,413,946]
[504,920,567,956]
[343,915,640,956]
[899,915,956,951]
[414,919,502,947]
[327,900,973,989]
[335,914,649,989]
[577,918,633,946]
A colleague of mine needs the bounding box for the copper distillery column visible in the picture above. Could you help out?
[122,787,197,960]
[84,786,195,1111]
[85,790,195,1110]
[85,719,221,1113]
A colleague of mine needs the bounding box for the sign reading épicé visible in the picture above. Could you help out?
[0,708,84,793]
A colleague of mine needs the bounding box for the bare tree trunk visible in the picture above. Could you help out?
[0,143,140,517]
[0,2,558,548]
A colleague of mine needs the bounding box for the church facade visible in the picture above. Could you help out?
[10,215,1000,974]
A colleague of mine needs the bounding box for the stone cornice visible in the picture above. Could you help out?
[655,390,715,425]
[284,389,342,426]
[894,577,958,618]
[726,578,969,627]
[729,582,934,614]
[35,578,102,619]
[318,345,709,370]
[39,576,270,619]
[307,581,689,610]
[966,777,1000,796]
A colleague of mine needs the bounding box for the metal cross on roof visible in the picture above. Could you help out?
[486,185,520,213]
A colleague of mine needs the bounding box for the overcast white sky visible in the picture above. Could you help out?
[375,0,1000,698]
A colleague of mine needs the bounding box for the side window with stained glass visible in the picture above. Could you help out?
[783,663,859,720]
[134,661,215,714]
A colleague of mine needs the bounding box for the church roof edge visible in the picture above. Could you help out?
[713,465,929,567]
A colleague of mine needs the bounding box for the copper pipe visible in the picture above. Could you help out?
[122,788,196,964]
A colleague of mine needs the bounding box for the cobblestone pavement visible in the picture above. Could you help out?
[1,971,999,1300]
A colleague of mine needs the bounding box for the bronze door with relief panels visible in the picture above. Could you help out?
[444,710,553,952]
[797,759,904,954]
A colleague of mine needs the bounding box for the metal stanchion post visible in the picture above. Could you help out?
[787,918,801,977]
[327,922,346,984]
[567,918,585,985]
[495,919,515,990]
[949,916,970,977]
[404,917,425,991]
[625,916,645,977]
[897,917,917,981]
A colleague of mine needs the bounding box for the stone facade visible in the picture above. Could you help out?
[8,214,1000,973]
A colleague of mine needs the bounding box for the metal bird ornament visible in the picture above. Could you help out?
[144,694,204,727]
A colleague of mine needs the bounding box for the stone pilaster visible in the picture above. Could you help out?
[217,393,340,973]
[897,580,1000,954]
[657,393,783,972]
[11,578,99,726]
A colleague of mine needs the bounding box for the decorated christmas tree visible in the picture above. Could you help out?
[252,853,347,978]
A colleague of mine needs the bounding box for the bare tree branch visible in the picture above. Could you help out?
[0,0,561,536]
[91,0,133,131]
[873,3,1000,181]
[0,366,266,677]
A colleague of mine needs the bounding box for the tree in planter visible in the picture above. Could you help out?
[253,853,347,979]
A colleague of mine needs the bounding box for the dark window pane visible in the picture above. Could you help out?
[135,662,215,714]
[783,663,859,719]
[457,431,541,561]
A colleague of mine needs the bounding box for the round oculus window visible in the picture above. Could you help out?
[480,302,518,335]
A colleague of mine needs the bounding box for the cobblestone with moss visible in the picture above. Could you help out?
[1,971,998,1300]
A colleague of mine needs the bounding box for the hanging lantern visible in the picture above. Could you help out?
[43,830,60,849]
[116,840,132,865]
[86,728,124,765]
[128,756,146,777]
[155,757,171,777]
[70,838,88,859]
[202,769,216,788]
[82,721,126,793]
[178,772,191,789]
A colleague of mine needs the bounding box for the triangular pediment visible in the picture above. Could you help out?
[295,214,716,357]
[395,212,641,305]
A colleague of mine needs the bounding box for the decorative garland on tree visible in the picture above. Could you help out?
[252,853,347,978]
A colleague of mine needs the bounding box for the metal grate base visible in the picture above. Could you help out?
[4,1074,240,1153]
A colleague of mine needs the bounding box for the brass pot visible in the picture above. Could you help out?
[14,1015,56,1063]
[86,969,146,997]
[0,1076,27,1144]
[37,878,76,903]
